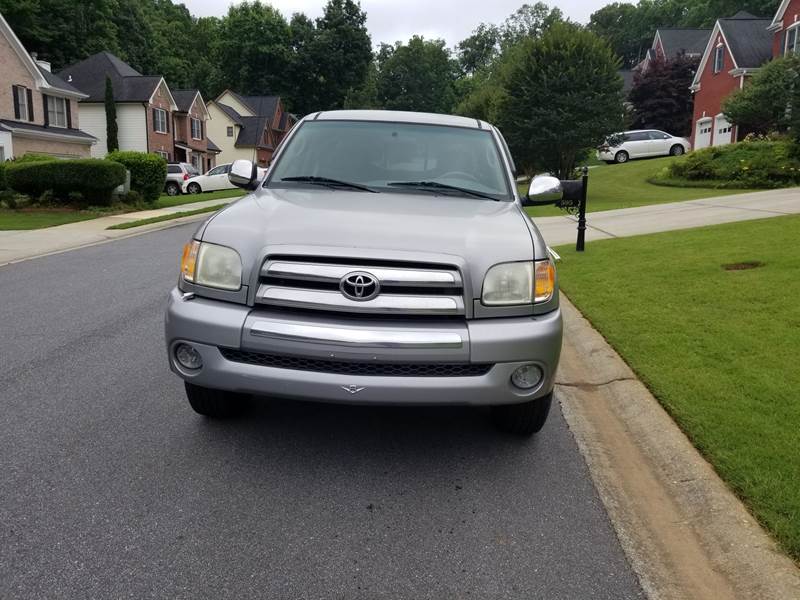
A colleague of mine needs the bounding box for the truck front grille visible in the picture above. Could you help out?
[219,348,491,377]
[255,256,465,316]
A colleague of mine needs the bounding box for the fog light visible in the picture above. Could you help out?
[511,364,543,389]
[175,343,203,370]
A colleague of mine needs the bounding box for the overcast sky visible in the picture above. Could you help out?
[182,0,619,47]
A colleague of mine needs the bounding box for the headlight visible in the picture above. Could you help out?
[481,260,555,306]
[181,240,242,291]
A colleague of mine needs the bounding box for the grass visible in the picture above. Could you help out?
[106,203,228,230]
[554,215,800,561]
[154,188,245,209]
[522,156,750,218]
[0,188,243,231]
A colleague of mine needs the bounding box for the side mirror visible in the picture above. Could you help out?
[229,159,258,189]
[524,175,563,206]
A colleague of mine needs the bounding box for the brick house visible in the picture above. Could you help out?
[0,13,95,160]
[638,28,711,73]
[56,52,183,160]
[688,6,795,149]
[171,89,218,172]
[768,0,800,56]
[206,90,296,167]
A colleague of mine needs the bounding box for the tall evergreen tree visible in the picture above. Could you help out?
[104,76,119,152]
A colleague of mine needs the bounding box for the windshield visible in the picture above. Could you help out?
[266,120,512,200]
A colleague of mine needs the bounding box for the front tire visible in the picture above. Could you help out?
[165,182,181,196]
[614,150,629,164]
[491,392,553,436]
[670,144,685,156]
[184,382,247,418]
[187,182,202,194]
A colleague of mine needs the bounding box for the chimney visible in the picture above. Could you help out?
[31,52,51,72]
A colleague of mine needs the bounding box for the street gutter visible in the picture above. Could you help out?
[557,295,800,599]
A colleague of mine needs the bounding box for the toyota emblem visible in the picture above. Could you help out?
[340,271,380,301]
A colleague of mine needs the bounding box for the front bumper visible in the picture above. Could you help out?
[165,288,562,406]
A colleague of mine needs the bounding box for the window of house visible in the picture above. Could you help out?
[156,150,169,160]
[191,118,202,140]
[153,108,168,133]
[226,126,234,137]
[13,86,33,121]
[787,26,798,56]
[46,96,68,128]
[191,153,200,168]
[713,46,724,73]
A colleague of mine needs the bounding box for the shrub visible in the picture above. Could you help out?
[107,151,166,204]
[13,153,57,163]
[666,140,800,189]
[5,158,126,205]
[0,162,5,191]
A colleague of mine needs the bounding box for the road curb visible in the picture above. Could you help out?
[556,295,800,600]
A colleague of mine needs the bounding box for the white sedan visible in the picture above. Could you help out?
[183,163,267,194]
[597,130,691,164]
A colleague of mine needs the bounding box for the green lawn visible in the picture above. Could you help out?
[523,156,750,218]
[0,188,244,230]
[107,203,228,230]
[554,215,800,561]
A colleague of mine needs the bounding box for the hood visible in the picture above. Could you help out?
[198,188,538,297]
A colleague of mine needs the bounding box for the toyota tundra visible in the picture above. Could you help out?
[165,110,563,435]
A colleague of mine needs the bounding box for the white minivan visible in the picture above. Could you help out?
[597,130,691,164]
[183,163,268,194]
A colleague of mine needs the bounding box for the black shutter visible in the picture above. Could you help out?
[66,100,72,129]
[26,88,34,121]
[781,30,787,56]
[165,111,170,133]
[12,86,20,119]
[200,120,204,139]
[152,108,157,131]
[42,94,49,126]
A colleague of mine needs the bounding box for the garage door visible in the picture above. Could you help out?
[713,114,734,146]
[694,119,712,149]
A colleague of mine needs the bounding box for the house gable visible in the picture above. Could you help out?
[770,0,800,56]
[215,90,256,117]
[0,14,47,89]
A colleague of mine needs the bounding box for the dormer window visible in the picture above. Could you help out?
[713,46,724,73]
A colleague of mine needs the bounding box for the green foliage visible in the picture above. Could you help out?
[723,56,800,137]
[11,153,57,163]
[493,23,625,178]
[666,140,800,188]
[105,76,119,152]
[374,37,458,113]
[629,55,699,136]
[107,151,167,204]
[5,159,126,205]
[0,162,5,191]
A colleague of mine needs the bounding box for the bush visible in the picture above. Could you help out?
[107,151,167,204]
[665,140,800,189]
[0,162,5,191]
[5,158,126,205]
[13,153,57,163]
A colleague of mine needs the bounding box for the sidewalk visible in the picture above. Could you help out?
[0,196,237,266]
[535,187,800,246]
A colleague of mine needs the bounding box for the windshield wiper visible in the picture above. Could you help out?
[281,176,378,193]
[387,181,499,201]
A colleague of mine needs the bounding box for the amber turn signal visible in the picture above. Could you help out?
[181,240,200,282]
[534,259,555,303]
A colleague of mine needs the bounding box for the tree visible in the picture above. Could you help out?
[499,2,565,50]
[723,56,800,137]
[214,1,291,96]
[628,54,699,136]
[374,37,458,113]
[493,23,624,178]
[104,76,119,152]
[457,23,500,76]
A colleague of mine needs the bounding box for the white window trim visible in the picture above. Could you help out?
[154,108,168,134]
[47,96,67,128]
[786,23,799,56]
[15,86,29,121]
[191,117,202,140]
[713,45,724,74]
[156,150,169,160]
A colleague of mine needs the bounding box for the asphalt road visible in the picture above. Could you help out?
[0,224,643,600]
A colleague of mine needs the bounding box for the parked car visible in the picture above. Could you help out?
[165,162,200,196]
[165,110,563,435]
[597,130,691,164]
[183,163,267,194]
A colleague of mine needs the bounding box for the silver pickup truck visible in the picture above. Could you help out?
[165,110,563,435]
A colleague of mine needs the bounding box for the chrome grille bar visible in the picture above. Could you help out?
[256,285,464,315]
[263,260,461,287]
